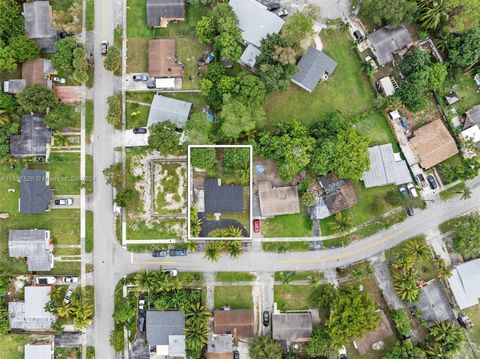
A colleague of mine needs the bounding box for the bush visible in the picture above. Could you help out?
[109,328,124,352]
[104,46,121,72]
[16,85,57,113]
[107,95,122,128]
[190,147,216,171]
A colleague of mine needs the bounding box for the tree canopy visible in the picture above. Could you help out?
[248,336,283,359]
[148,120,184,155]
[448,28,480,68]
[452,215,480,260]
[359,0,417,27]
[190,147,216,171]
[307,326,332,358]
[16,85,57,114]
[185,113,212,145]
[104,46,122,72]
[0,0,25,43]
[386,340,426,359]
[8,35,40,63]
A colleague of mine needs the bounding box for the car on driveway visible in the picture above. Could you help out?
[64,288,74,304]
[427,175,438,189]
[353,30,364,42]
[55,198,73,206]
[133,74,148,82]
[253,219,260,233]
[169,249,188,256]
[35,276,56,285]
[152,250,167,257]
[52,76,66,84]
[63,276,79,283]
[417,174,428,187]
[138,299,145,311]
[262,311,270,326]
[399,186,414,216]
[407,183,418,197]
[133,127,147,134]
[273,8,288,18]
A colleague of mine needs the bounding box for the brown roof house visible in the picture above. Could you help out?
[148,39,184,79]
[408,119,458,169]
[146,0,185,28]
[272,312,313,346]
[213,310,254,338]
[353,310,394,355]
[257,181,300,217]
[22,59,54,89]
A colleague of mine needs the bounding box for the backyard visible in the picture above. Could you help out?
[0,334,30,359]
[264,30,375,128]
[214,286,253,310]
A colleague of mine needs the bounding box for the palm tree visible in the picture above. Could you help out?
[428,321,464,353]
[56,302,74,318]
[404,240,431,262]
[225,226,243,238]
[190,207,202,237]
[417,0,449,31]
[135,269,155,290]
[204,241,222,262]
[186,240,198,253]
[434,257,452,280]
[225,240,243,259]
[235,162,250,185]
[460,185,472,200]
[55,133,70,147]
[340,21,351,32]
[425,342,445,357]
[0,110,11,126]
[393,271,420,302]
[278,271,294,286]
[333,213,353,234]
[185,302,210,323]
[209,228,228,238]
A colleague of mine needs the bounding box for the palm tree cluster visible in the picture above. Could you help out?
[433,255,452,280]
[184,302,210,358]
[149,288,202,312]
[417,0,449,32]
[391,239,431,303]
[190,207,202,237]
[46,287,94,330]
[425,321,464,357]
[209,226,244,238]
[204,239,244,262]
[135,269,182,293]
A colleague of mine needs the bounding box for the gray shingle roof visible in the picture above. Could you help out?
[368,25,413,65]
[467,105,480,126]
[292,47,337,92]
[147,95,192,128]
[23,1,57,53]
[363,144,412,188]
[146,0,185,27]
[9,286,54,331]
[272,313,313,345]
[10,115,53,157]
[229,0,284,47]
[9,230,52,271]
[146,311,185,345]
[20,170,52,214]
[204,178,243,214]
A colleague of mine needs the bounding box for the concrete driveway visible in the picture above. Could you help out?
[279,0,351,22]
[51,195,81,209]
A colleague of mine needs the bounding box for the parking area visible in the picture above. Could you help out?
[124,74,182,91]
[51,195,81,209]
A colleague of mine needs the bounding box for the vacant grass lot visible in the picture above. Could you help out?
[216,272,256,282]
[0,334,30,359]
[214,286,253,309]
[264,30,374,128]
[127,218,186,240]
[274,285,322,311]
[262,209,312,237]
[354,111,398,147]
[320,181,397,235]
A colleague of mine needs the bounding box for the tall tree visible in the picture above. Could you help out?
[219,96,265,140]
[307,326,332,357]
[417,0,449,31]
[0,46,16,72]
[0,0,25,42]
[359,0,417,27]
[452,215,480,260]
[249,336,283,359]
[386,340,426,359]
[103,46,121,72]
[8,35,40,63]
[426,321,464,357]
[148,120,184,155]
[448,28,480,69]
[52,37,80,74]
[281,13,314,45]
[16,85,57,113]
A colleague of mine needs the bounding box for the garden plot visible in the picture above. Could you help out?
[153,161,187,216]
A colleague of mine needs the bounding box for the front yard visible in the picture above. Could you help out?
[214,286,253,310]
[262,208,312,237]
[274,285,321,311]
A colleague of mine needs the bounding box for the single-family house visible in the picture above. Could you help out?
[367,25,413,66]
[25,343,54,359]
[362,144,412,188]
[3,79,26,94]
[9,230,53,272]
[292,47,337,92]
[272,312,313,346]
[408,119,458,169]
[22,59,54,89]
[23,1,57,53]
[416,280,456,322]
[353,310,394,355]
[10,115,54,158]
[147,94,192,128]
[207,334,233,359]
[319,174,358,215]
[213,310,254,338]
[146,0,185,28]
[229,0,284,67]
[448,258,480,310]
[257,181,300,217]
[19,169,52,214]
[146,311,186,358]
[148,39,184,82]
[204,178,243,214]
[9,286,55,331]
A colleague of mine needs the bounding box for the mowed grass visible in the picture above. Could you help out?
[439,182,465,200]
[85,210,94,253]
[48,153,81,194]
[264,30,374,128]
[274,285,322,311]
[262,241,310,252]
[262,209,312,237]
[126,219,185,240]
[214,286,253,309]
[215,272,256,282]
[0,334,30,359]
[274,271,323,282]
[354,111,398,147]
[126,102,150,129]
[126,37,149,73]
[177,37,207,89]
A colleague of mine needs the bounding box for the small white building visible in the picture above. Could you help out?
[448,258,480,310]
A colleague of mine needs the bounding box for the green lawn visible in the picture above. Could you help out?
[126,37,149,73]
[126,102,150,128]
[63,104,82,129]
[0,334,30,359]
[215,272,256,282]
[320,181,397,235]
[219,212,250,230]
[262,209,312,237]
[274,271,323,282]
[48,153,81,194]
[43,261,81,276]
[126,91,154,103]
[463,304,480,346]
[177,37,207,89]
[274,285,321,311]
[264,30,374,128]
[439,215,467,233]
[85,155,94,194]
[354,111,398,147]
[262,241,310,252]
[126,218,186,240]
[85,210,94,253]
[214,286,253,310]
[86,0,94,30]
[441,74,480,118]
[86,100,94,140]
[439,182,465,200]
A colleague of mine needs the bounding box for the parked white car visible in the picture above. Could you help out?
[35,276,56,285]
[63,276,79,283]
[407,182,418,197]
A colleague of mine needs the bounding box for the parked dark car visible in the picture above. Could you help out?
[133,74,148,81]
[274,8,288,18]
[133,127,147,134]
[152,250,167,257]
[399,187,414,216]
[353,30,364,42]
[263,311,270,326]
[233,351,240,359]
[427,175,438,189]
[417,174,428,187]
[265,2,280,11]
[146,80,156,89]
[169,249,188,256]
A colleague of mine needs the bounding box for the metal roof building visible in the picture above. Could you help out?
[23,1,57,52]
[10,115,53,157]
[204,178,243,214]
[367,25,413,65]
[448,258,480,310]
[19,170,52,214]
[147,94,192,128]
[9,286,55,331]
[363,144,412,188]
[292,47,337,92]
[25,344,54,359]
[9,230,53,272]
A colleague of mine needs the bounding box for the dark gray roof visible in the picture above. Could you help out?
[146,0,185,27]
[204,178,243,214]
[417,281,456,322]
[467,105,480,126]
[292,47,337,92]
[147,95,192,128]
[368,25,413,65]
[20,170,52,214]
[9,230,52,271]
[146,311,185,345]
[23,1,57,53]
[10,115,53,157]
[272,313,313,345]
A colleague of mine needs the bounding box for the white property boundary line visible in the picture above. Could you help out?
[187,144,253,240]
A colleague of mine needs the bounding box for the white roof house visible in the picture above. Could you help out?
[25,344,54,359]
[9,286,55,331]
[448,258,480,310]
[460,125,480,146]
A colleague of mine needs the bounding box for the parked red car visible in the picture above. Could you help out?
[253,219,260,233]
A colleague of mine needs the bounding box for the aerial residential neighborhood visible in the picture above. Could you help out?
[0,0,480,358]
